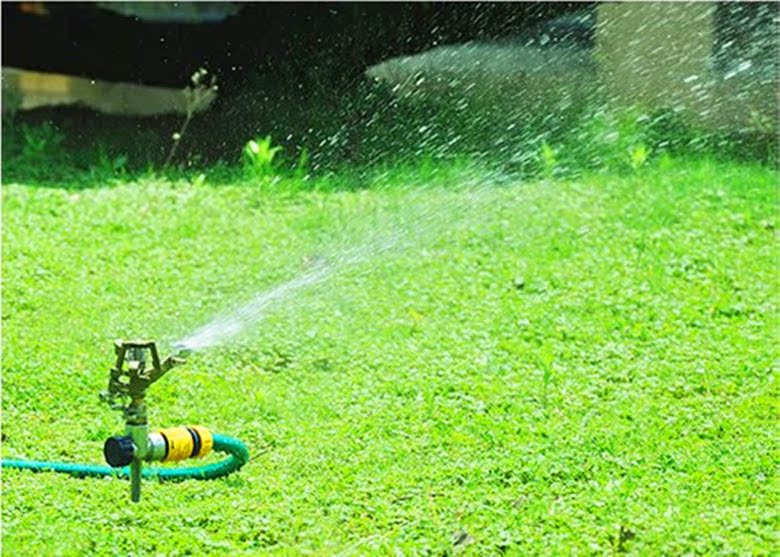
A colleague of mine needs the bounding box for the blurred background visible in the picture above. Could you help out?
[2,1,777,182]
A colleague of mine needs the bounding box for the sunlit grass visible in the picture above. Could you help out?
[2,158,776,554]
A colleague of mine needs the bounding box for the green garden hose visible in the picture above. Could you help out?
[1,433,248,481]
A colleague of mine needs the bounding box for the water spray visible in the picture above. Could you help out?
[2,340,249,503]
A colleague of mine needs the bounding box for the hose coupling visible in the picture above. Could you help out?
[104,426,213,467]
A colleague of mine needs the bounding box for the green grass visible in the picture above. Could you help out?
[2,158,777,554]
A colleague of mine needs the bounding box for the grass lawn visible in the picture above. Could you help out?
[2,159,776,554]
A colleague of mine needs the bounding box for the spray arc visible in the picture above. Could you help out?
[2,340,249,503]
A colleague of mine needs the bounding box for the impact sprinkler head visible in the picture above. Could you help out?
[101,339,186,413]
[2,339,248,500]
[101,340,209,502]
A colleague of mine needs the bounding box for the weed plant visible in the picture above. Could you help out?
[243,135,282,178]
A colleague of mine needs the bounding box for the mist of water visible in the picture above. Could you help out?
[173,178,499,352]
[173,237,397,352]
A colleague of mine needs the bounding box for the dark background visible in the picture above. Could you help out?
[2,2,776,181]
[3,2,593,173]
[3,2,589,90]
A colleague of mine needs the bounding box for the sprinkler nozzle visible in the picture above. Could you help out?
[172,342,193,358]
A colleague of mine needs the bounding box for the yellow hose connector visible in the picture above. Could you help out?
[157,426,213,462]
